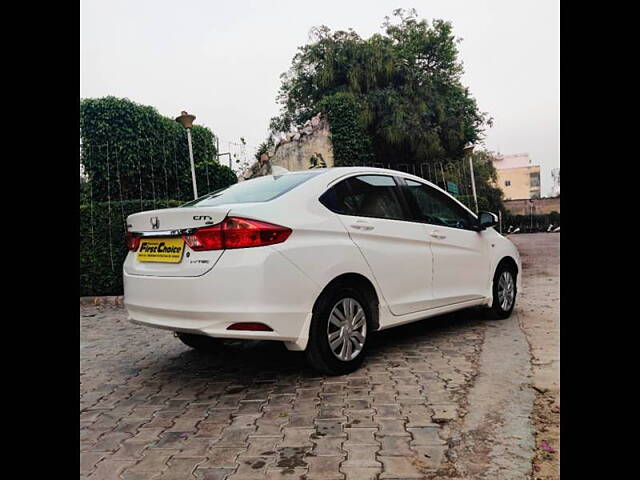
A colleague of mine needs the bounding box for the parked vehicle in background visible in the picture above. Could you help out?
[123,167,521,374]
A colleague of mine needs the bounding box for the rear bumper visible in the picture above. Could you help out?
[123,246,320,349]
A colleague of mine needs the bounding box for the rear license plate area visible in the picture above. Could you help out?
[137,238,185,263]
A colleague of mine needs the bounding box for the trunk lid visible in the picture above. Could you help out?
[124,206,230,277]
[126,206,229,232]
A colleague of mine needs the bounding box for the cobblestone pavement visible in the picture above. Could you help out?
[81,304,488,479]
[80,234,558,479]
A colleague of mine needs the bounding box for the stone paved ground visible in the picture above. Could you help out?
[81,308,486,479]
[80,233,559,479]
[510,233,560,479]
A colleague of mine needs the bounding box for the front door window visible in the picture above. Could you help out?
[401,179,476,230]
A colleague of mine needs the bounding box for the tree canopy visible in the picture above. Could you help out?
[270,9,491,165]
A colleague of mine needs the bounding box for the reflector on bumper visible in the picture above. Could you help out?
[226,322,274,331]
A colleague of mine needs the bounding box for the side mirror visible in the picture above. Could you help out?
[478,211,498,230]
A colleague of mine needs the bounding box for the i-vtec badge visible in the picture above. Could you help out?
[193,215,214,224]
[150,216,160,229]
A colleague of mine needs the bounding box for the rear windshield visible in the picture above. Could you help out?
[182,171,325,208]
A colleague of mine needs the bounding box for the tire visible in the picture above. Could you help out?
[486,262,517,319]
[175,332,221,353]
[305,282,373,375]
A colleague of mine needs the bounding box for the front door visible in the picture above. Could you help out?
[399,178,490,308]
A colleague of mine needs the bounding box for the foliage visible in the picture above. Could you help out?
[446,150,504,214]
[548,210,560,225]
[80,177,90,204]
[255,136,275,161]
[318,92,374,166]
[196,161,238,194]
[79,97,238,296]
[503,212,561,233]
[469,150,504,213]
[80,97,237,203]
[457,195,490,213]
[80,199,183,296]
[270,8,490,166]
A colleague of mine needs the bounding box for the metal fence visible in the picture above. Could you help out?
[79,135,247,296]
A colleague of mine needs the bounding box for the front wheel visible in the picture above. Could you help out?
[305,285,371,375]
[486,264,517,319]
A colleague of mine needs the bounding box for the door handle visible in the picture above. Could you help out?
[430,230,446,239]
[350,224,374,231]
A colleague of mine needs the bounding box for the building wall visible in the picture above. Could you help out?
[492,153,531,169]
[270,117,334,171]
[492,152,542,200]
[503,196,560,215]
[495,165,541,200]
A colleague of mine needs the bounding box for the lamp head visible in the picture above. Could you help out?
[176,111,196,129]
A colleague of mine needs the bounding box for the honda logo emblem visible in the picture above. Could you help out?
[150,216,160,229]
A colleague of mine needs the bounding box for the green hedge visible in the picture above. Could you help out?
[80,199,183,296]
[80,97,237,203]
[503,212,560,233]
[80,97,238,296]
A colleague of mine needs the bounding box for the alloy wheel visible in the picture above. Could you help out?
[326,297,367,361]
[497,271,515,311]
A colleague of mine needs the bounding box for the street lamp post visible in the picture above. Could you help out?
[529,199,534,230]
[176,111,198,199]
[464,143,478,213]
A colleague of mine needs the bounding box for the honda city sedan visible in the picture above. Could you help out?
[123,167,521,374]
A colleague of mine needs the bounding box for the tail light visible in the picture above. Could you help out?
[182,225,223,251]
[223,217,291,249]
[125,232,141,252]
[183,217,291,251]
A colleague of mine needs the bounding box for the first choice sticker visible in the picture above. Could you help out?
[137,238,185,263]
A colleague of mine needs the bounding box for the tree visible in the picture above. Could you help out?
[471,150,504,212]
[270,8,491,166]
[456,150,505,213]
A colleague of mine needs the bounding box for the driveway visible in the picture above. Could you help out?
[80,233,560,480]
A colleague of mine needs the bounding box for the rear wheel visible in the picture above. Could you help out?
[305,283,372,375]
[486,263,517,319]
[175,332,221,353]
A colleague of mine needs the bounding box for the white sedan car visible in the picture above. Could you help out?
[124,167,521,374]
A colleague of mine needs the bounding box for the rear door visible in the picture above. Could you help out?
[398,178,490,307]
[320,174,434,316]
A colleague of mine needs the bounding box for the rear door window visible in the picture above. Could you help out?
[320,175,406,220]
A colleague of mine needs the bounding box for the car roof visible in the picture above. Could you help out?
[277,166,419,177]
[314,166,435,185]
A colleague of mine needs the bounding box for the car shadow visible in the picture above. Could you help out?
[142,307,487,384]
